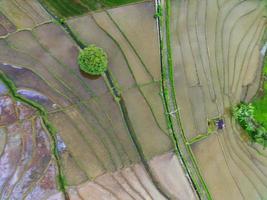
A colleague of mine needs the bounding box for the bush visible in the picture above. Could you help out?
[233,102,267,147]
[154,4,163,19]
[78,45,108,75]
[233,103,254,123]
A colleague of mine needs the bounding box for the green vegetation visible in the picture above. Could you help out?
[232,27,267,147]
[78,45,108,75]
[233,38,267,147]
[154,4,162,19]
[233,102,267,147]
[39,0,87,17]
[253,54,267,128]
[40,0,143,17]
[187,119,217,145]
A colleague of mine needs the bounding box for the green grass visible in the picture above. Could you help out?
[253,55,267,129]
[103,0,142,6]
[40,0,88,17]
[40,0,144,18]
[252,25,267,126]
[233,102,267,147]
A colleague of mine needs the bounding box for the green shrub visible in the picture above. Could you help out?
[154,4,163,19]
[78,45,108,75]
[233,102,254,123]
[233,102,267,147]
[59,18,66,25]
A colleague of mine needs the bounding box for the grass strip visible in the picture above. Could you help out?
[187,132,213,145]
[39,0,88,17]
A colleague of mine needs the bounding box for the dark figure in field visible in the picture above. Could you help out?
[216,119,225,130]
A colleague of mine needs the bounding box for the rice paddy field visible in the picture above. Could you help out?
[167,0,267,199]
[0,0,266,199]
[0,0,198,199]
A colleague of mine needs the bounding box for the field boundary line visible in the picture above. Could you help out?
[155,0,212,199]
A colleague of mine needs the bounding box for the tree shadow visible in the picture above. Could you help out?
[79,69,101,80]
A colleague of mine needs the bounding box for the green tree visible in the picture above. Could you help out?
[78,45,108,75]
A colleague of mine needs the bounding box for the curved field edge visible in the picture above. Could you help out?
[155,0,212,199]
[0,71,69,199]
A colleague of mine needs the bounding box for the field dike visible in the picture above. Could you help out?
[0,71,69,199]
[155,0,212,199]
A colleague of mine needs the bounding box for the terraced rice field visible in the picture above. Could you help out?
[167,0,267,199]
[0,0,198,199]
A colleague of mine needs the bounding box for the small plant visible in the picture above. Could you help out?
[232,102,267,147]
[154,4,163,19]
[59,18,66,25]
[78,45,108,76]
[51,18,66,26]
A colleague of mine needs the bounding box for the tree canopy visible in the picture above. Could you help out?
[78,45,108,76]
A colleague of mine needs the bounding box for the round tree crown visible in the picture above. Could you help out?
[78,45,108,75]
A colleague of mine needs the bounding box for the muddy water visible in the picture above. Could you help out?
[0,89,63,199]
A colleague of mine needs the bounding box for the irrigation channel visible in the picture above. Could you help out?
[155,0,212,199]
[37,1,172,199]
